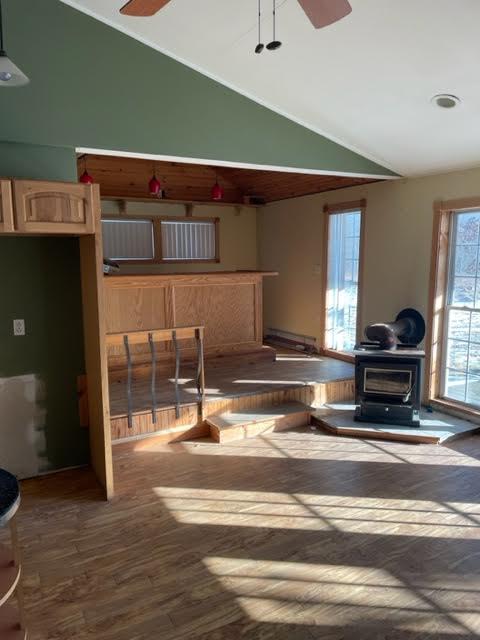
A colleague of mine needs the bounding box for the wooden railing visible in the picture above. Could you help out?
[106,326,205,429]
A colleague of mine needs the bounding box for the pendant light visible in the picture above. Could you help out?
[0,0,29,87]
[79,155,94,184]
[266,0,282,50]
[149,162,161,196]
[254,0,264,54]
[211,171,224,201]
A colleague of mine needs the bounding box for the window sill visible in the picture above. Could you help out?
[322,348,355,364]
[430,397,480,424]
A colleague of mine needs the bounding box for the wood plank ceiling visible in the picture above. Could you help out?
[78,154,380,204]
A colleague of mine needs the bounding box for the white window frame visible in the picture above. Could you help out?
[441,210,480,406]
[427,197,480,419]
[321,199,366,362]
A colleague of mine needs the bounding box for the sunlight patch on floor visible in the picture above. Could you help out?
[153,486,480,538]
[233,379,307,385]
[203,557,480,635]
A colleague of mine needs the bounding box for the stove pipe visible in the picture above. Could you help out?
[364,308,426,350]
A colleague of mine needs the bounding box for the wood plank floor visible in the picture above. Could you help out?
[3,429,480,639]
[108,352,354,417]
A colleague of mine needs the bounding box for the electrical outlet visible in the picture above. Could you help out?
[13,319,25,336]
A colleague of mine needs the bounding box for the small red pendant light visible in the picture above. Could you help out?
[149,162,161,196]
[80,170,94,184]
[79,155,94,184]
[211,172,224,201]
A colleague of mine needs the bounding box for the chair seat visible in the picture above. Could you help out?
[0,469,19,528]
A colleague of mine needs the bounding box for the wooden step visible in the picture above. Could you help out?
[206,401,310,443]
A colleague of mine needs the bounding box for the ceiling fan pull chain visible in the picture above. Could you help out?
[267,0,282,50]
[273,0,276,41]
[255,0,264,53]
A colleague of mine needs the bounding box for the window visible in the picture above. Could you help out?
[102,219,154,261]
[322,201,365,356]
[442,210,480,406]
[161,220,216,261]
[428,198,480,415]
[101,216,219,264]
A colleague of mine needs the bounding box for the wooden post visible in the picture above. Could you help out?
[79,185,114,499]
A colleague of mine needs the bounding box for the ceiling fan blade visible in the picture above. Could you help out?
[297,0,352,29]
[120,0,172,17]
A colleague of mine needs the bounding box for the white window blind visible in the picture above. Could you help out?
[325,210,361,352]
[161,220,216,261]
[102,219,154,261]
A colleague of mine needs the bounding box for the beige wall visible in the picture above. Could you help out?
[258,166,480,349]
[101,200,258,274]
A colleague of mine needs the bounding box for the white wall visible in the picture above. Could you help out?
[258,166,480,348]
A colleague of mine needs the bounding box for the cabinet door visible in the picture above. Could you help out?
[13,180,96,235]
[0,179,15,233]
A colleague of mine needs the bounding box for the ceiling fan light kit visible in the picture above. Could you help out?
[0,0,29,87]
[266,0,282,52]
[119,0,352,53]
[255,0,264,54]
[266,40,282,51]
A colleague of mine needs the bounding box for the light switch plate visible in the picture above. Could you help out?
[13,319,25,336]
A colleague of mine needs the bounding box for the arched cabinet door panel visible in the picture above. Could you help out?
[0,180,15,233]
[13,180,96,235]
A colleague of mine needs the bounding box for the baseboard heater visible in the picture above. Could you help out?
[264,328,317,353]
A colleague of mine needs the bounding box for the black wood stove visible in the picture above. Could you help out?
[354,308,426,428]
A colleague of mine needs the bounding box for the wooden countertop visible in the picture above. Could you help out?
[104,271,278,287]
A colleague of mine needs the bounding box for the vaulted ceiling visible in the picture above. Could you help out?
[80,154,378,203]
[62,0,480,177]
[0,0,394,180]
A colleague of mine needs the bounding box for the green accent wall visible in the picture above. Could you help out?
[0,142,76,181]
[0,0,395,177]
[0,143,88,472]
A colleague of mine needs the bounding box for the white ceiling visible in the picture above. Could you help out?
[62,0,480,176]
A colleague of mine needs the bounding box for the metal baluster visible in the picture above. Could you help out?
[172,329,181,419]
[195,328,206,419]
[124,334,133,429]
[149,332,157,424]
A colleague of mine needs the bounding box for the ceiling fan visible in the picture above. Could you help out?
[120,0,352,30]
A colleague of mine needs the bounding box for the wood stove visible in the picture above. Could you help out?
[354,349,424,427]
[354,308,426,428]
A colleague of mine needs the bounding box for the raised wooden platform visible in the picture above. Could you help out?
[314,404,480,444]
[110,351,355,443]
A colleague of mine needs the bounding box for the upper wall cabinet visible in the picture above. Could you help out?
[13,180,96,235]
[0,180,15,233]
